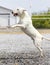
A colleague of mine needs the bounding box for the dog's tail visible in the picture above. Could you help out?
[42,36,50,41]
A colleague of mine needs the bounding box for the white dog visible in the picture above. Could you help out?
[11,8,50,57]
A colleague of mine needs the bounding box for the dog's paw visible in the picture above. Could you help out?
[40,53,45,58]
[11,25,14,27]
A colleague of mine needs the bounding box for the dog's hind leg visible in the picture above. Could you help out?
[33,38,44,57]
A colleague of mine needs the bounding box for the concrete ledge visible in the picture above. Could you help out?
[0,28,50,34]
[38,29,50,34]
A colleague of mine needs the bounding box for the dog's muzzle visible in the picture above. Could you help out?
[12,11,18,16]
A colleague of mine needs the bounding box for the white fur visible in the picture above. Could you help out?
[11,8,50,57]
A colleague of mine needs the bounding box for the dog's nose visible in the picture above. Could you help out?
[14,13,18,16]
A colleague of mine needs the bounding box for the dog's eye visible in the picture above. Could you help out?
[17,9,19,10]
[12,11,13,14]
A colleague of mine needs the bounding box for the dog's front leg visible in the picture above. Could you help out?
[11,24,26,28]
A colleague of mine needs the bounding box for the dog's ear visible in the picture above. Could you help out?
[23,10,26,12]
[23,10,26,11]
[22,10,26,14]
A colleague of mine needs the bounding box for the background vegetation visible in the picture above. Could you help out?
[32,9,50,28]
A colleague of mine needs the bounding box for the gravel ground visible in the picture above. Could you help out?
[0,34,50,65]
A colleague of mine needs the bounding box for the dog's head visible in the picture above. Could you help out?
[12,8,26,18]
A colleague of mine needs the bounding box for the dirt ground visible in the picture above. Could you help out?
[0,33,50,65]
[0,52,50,65]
